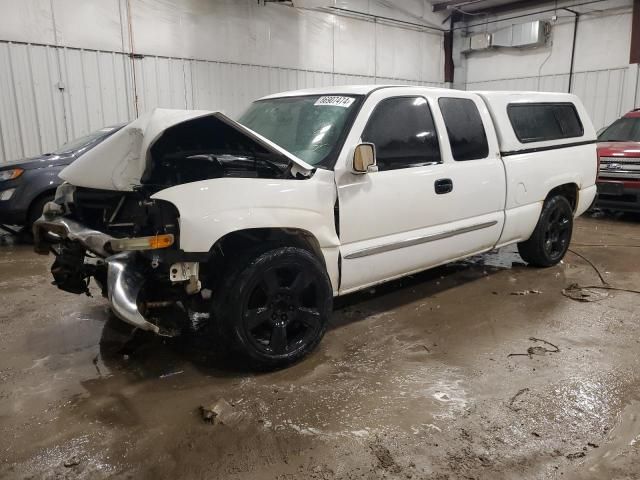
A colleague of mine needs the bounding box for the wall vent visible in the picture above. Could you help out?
[462,20,550,53]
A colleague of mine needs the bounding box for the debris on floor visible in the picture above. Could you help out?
[63,456,80,468]
[508,337,560,358]
[369,442,401,473]
[566,451,587,460]
[510,289,542,295]
[199,398,244,426]
[508,387,530,412]
[562,283,609,302]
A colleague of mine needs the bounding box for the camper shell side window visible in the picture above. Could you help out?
[507,102,584,143]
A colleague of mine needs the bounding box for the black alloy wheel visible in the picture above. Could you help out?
[543,201,572,261]
[518,195,574,267]
[242,265,325,356]
[214,246,332,369]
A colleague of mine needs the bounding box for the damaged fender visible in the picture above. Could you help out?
[152,168,341,291]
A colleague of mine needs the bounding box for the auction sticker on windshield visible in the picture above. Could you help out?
[314,96,355,108]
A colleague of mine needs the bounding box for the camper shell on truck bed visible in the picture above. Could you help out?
[33,85,597,368]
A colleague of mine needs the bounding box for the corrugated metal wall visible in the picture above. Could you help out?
[3,39,634,164]
[465,67,636,131]
[0,40,443,164]
[0,42,135,163]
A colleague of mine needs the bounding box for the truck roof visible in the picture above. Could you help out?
[474,90,583,103]
[259,84,454,100]
[259,85,582,102]
[258,85,595,153]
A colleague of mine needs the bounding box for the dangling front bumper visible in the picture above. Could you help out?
[34,211,171,334]
[33,210,114,257]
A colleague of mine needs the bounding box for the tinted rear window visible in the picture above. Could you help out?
[438,97,489,161]
[507,103,583,143]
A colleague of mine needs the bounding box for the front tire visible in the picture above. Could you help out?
[518,195,573,267]
[28,193,54,228]
[19,193,55,243]
[213,246,332,369]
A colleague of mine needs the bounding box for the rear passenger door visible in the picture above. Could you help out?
[434,93,507,247]
[335,89,506,294]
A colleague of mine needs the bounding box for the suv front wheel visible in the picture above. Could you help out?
[213,246,333,369]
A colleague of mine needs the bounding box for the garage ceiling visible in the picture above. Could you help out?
[431,0,550,14]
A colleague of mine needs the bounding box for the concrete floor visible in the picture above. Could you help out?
[0,214,639,480]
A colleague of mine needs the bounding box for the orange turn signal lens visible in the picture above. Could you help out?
[148,234,174,250]
[110,234,175,252]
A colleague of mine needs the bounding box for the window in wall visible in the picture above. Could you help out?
[361,96,440,171]
[438,97,489,161]
[507,103,584,143]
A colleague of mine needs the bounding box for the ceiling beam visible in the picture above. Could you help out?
[434,0,550,15]
[469,0,551,16]
[432,0,475,12]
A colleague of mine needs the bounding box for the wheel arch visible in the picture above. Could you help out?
[211,227,325,263]
[205,227,339,293]
[546,182,579,212]
[27,188,57,225]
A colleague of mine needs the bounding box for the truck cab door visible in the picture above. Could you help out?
[335,89,505,294]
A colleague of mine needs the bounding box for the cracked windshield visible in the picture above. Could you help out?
[238,95,360,165]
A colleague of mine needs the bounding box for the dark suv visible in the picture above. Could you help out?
[0,124,124,235]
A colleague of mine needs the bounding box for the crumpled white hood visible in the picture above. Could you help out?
[60,108,314,191]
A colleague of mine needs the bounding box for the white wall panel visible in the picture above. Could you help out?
[376,23,442,81]
[52,0,126,52]
[0,40,445,164]
[334,16,376,77]
[0,42,68,161]
[572,68,630,130]
[460,0,636,131]
[130,1,337,72]
[0,42,134,162]
[467,67,633,130]
[0,1,446,163]
[0,0,55,45]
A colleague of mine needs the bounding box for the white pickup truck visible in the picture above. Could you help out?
[34,85,597,368]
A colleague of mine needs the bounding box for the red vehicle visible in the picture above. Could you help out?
[596,109,640,212]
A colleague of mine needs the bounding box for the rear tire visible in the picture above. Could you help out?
[212,246,332,370]
[518,195,573,267]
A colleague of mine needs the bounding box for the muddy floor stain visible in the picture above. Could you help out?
[0,213,639,479]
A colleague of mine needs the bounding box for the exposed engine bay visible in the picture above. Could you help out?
[68,187,180,238]
[144,115,293,185]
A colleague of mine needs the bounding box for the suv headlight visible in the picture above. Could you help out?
[0,168,24,182]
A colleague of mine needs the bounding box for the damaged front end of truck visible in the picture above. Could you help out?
[33,109,315,336]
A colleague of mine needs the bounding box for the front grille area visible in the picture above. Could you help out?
[599,156,640,179]
[70,187,179,239]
